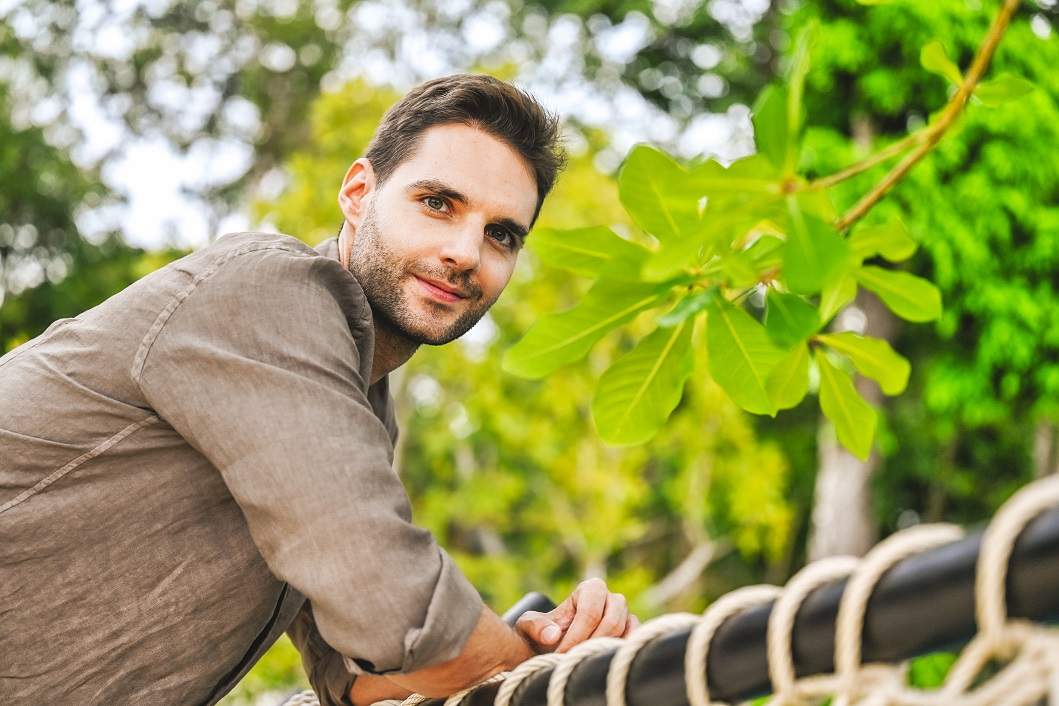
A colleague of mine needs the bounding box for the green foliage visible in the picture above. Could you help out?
[817,332,911,396]
[907,651,958,689]
[707,299,785,417]
[531,226,650,279]
[816,349,879,460]
[618,145,706,242]
[503,6,992,457]
[767,343,811,411]
[856,266,943,323]
[591,321,694,445]
[765,290,821,349]
[974,73,1036,106]
[849,219,918,262]
[920,40,963,86]
[783,200,851,294]
[786,0,1059,535]
[501,279,669,379]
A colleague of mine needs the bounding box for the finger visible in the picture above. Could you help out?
[547,596,577,631]
[588,593,629,639]
[555,579,608,653]
[515,610,563,647]
[621,614,641,638]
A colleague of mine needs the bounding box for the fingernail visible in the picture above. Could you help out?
[542,624,561,643]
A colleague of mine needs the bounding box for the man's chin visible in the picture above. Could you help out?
[392,317,469,347]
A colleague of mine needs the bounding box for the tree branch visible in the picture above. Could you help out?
[640,540,729,609]
[808,129,925,191]
[833,0,1021,231]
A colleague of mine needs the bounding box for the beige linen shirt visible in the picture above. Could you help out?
[0,232,484,705]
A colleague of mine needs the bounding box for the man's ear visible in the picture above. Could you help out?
[338,157,376,226]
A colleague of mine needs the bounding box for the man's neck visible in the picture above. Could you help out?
[370,320,418,385]
[338,222,418,385]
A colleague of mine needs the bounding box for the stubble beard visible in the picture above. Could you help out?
[348,202,497,346]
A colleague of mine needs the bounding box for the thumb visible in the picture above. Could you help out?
[515,611,563,646]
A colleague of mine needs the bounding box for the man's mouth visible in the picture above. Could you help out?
[414,275,469,303]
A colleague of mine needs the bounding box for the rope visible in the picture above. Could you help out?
[685,585,783,706]
[280,474,1059,706]
[546,637,623,706]
[766,555,859,703]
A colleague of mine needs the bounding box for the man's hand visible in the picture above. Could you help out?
[514,578,639,653]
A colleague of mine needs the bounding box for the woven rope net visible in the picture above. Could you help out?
[283,475,1059,706]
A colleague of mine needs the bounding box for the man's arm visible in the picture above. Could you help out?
[349,579,641,704]
[136,245,483,675]
[350,607,532,704]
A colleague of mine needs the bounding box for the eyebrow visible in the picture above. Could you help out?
[406,178,530,241]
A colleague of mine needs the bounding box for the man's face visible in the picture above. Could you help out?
[343,123,538,346]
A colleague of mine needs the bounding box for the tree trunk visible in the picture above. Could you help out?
[808,291,896,560]
[1033,421,1059,478]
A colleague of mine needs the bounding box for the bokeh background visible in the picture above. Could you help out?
[2,0,1058,703]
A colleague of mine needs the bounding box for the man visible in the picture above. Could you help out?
[0,75,636,706]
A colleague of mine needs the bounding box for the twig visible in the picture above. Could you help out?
[834,0,1022,232]
[808,130,925,190]
[640,540,729,609]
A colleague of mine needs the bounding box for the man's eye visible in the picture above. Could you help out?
[488,226,518,249]
[424,196,447,212]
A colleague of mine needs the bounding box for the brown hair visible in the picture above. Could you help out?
[364,74,566,224]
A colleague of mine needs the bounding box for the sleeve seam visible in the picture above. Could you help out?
[129,242,314,385]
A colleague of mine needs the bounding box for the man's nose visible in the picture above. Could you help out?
[438,225,481,272]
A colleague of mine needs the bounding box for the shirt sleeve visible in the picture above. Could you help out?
[135,244,484,674]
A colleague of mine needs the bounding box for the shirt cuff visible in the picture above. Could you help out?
[343,550,484,675]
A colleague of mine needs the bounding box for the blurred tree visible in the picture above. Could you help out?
[0,81,185,351]
[781,0,1059,554]
[0,0,360,224]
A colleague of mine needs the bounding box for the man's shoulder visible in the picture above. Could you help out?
[182,231,346,289]
[130,231,371,343]
[200,231,326,264]
[193,231,367,317]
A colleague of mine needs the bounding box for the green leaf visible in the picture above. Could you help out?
[784,198,852,294]
[642,193,782,281]
[849,219,918,262]
[767,342,810,410]
[707,300,785,415]
[720,251,760,288]
[690,155,783,196]
[618,144,704,243]
[857,266,942,322]
[908,652,958,689]
[786,22,815,173]
[745,234,785,272]
[531,226,650,278]
[642,232,709,281]
[820,274,857,324]
[659,289,715,327]
[592,322,694,445]
[795,188,838,222]
[920,40,963,86]
[975,74,1035,107]
[816,332,911,395]
[503,280,668,378]
[765,290,820,348]
[752,85,788,171]
[816,350,878,460]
